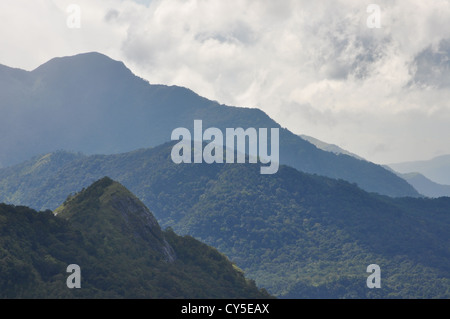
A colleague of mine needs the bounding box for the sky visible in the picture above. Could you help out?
[1,0,450,164]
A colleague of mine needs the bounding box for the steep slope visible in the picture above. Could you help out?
[389,155,450,186]
[300,134,365,160]
[55,177,176,263]
[0,52,418,197]
[0,177,270,298]
[0,144,448,298]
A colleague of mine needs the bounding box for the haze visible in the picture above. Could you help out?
[1,0,449,164]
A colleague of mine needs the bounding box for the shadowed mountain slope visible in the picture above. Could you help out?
[0,52,418,197]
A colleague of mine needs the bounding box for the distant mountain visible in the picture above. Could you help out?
[0,52,418,197]
[389,155,450,185]
[0,144,448,298]
[383,165,450,198]
[300,135,365,160]
[0,177,270,298]
[397,172,450,198]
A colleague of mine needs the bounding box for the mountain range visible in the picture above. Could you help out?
[389,155,450,186]
[395,172,450,198]
[0,52,419,197]
[1,52,448,299]
[0,143,448,298]
[300,135,450,198]
[299,134,365,161]
[0,177,270,298]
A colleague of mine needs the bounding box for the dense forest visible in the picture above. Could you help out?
[0,143,448,298]
[0,178,270,298]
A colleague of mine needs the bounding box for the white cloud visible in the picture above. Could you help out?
[1,0,450,163]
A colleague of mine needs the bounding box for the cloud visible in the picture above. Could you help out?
[1,0,450,163]
[410,38,450,88]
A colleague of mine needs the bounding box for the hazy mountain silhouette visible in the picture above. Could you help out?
[0,52,418,197]
[300,134,365,160]
[397,172,450,198]
[389,155,450,186]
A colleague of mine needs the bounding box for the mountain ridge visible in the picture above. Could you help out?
[0,52,419,197]
[0,142,447,298]
[300,134,365,160]
[397,172,450,198]
[0,176,271,298]
[389,154,450,186]
[55,176,176,263]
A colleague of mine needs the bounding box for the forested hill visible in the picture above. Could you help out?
[0,143,448,298]
[0,177,270,298]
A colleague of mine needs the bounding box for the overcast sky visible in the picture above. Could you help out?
[1,0,449,164]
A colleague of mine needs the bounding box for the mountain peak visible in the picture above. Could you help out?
[0,52,419,197]
[30,52,135,85]
[56,177,176,262]
[0,179,272,298]
[32,52,121,71]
